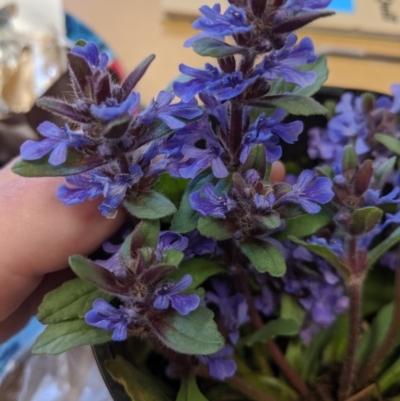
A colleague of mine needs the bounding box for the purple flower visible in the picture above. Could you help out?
[71,42,109,70]
[277,170,334,213]
[185,4,253,48]
[198,345,236,380]
[90,92,140,121]
[57,165,144,218]
[184,230,217,259]
[189,183,236,219]
[155,231,189,261]
[363,187,400,207]
[254,193,276,210]
[173,63,221,102]
[254,286,276,316]
[85,298,137,341]
[206,279,249,344]
[282,0,332,14]
[20,122,91,166]
[389,83,400,113]
[254,34,318,88]
[153,274,200,315]
[139,91,202,129]
[240,110,303,163]
[307,127,343,162]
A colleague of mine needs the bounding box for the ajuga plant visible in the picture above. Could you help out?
[12,1,400,400]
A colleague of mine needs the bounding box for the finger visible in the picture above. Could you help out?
[270,161,285,183]
[0,157,19,187]
[0,175,125,321]
[0,269,75,343]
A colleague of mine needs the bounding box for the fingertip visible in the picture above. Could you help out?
[270,161,285,183]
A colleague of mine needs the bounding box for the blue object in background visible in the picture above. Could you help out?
[329,0,354,13]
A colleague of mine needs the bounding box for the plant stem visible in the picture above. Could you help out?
[338,276,363,400]
[229,101,243,162]
[226,375,279,401]
[358,253,400,386]
[344,384,376,401]
[237,269,310,398]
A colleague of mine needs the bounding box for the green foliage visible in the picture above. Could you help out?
[37,278,112,324]
[250,95,327,116]
[155,174,189,208]
[162,249,184,266]
[367,226,400,269]
[289,236,350,281]
[171,170,214,233]
[341,145,358,173]
[375,133,400,155]
[241,144,267,178]
[124,191,177,219]
[274,208,332,241]
[349,207,383,236]
[12,150,102,177]
[106,356,173,401]
[244,318,300,346]
[33,319,112,355]
[374,156,397,186]
[166,257,224,289]
[192,37,245,58]
[198,216,235,240]
[176,375,209,401]
[148,307,224,355]
[240,241,286,277]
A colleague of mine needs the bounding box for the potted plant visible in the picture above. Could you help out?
[12,1,400,400]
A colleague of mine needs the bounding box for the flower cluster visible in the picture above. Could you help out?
[18,1,400,400]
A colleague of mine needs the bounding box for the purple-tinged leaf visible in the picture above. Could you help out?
[147,306,224,355]
[12,149,103,177]
[141,264,178,285]
[349,207,383,236]
[198,216,236,241]
[69,255,131,297]
[95,72,112,104]
[36,97,90,123]
[120,54,156,101]
[192,37,246,58]
[354,160,373,196]
[129,219,160,253]
[102,115,131,139]
[251,0,267,16]
[67,52,93,97]
[273,11,335,34]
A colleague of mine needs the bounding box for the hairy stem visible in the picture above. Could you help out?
[237,269,310,398]
[229,101,243,162]
[226,375,279,401]
[338,277,363,400]
[358,252,400,386]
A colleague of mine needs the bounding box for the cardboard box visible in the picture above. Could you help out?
[162,0,400,38]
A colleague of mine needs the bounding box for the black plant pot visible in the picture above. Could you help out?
[92,86,377,401]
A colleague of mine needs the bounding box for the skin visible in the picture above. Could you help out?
[0,159,285,343]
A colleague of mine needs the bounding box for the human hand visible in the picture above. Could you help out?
[0,159,285,343]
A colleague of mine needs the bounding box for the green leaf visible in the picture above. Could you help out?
[240,241,286,277]
[249,95,327,116]
[166,258,224,289]
[12,150,102,177]
[241,144,267,178]
[349,207,383,236]
[32,319,112,355]
[37,278,112,324]
[378,353,400,393]
[130,219,160,250]
[177,375,209,401]
[245,318,300,346]
[162,249,184,266]
[289,236,350,281]
[149,306,224,355]
[356,302,393,364]
[69,255,130,296]
[270,56,328,97]
[375,133,400,155]
[171,170,214,233]
[124,191,177,219]
[374,156,396,186]
[154,174,189,208]
[254,214,281,230]
[280,294,306,327]
[106,356,173,401]
[367,226,400,269]
[342,145,358,173]
[192,37,245,58]
[198,216,235,240]
[274,208,332,241]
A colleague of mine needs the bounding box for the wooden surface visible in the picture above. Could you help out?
[64,0,400,103]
